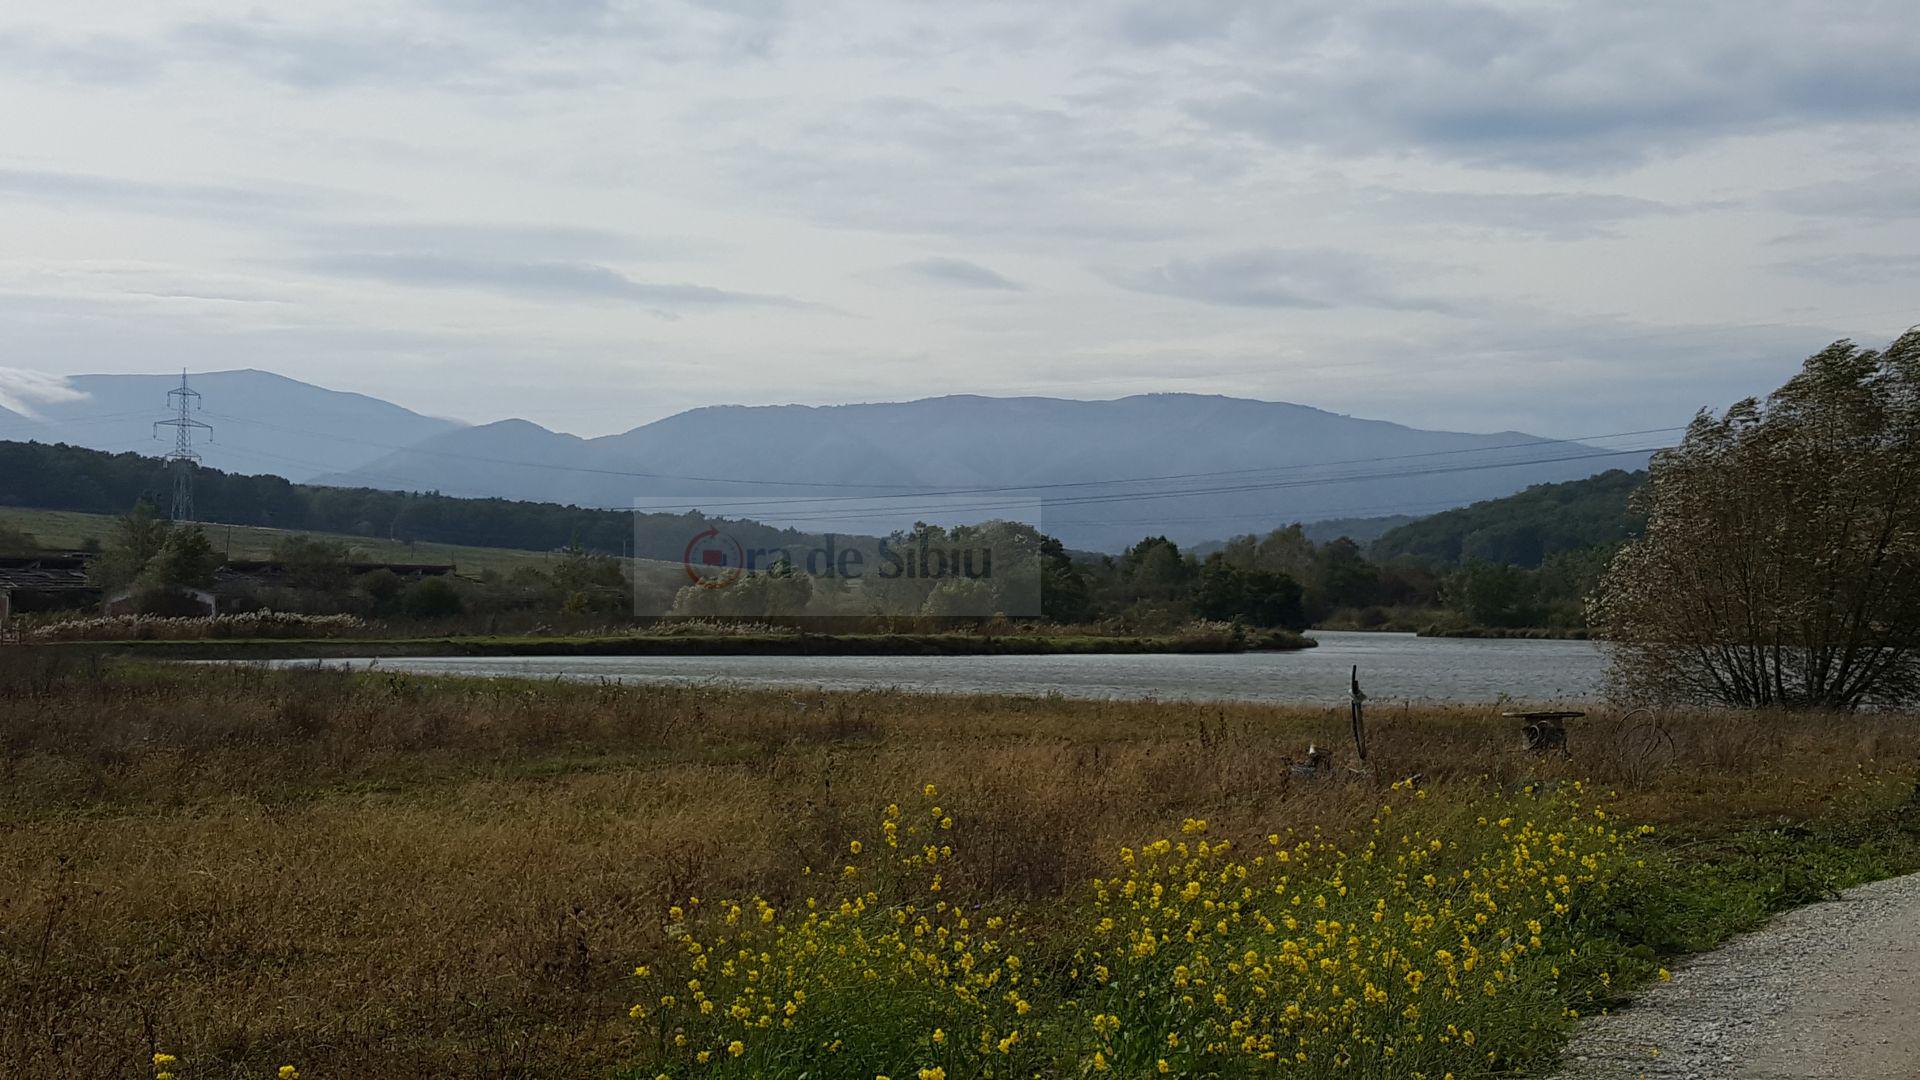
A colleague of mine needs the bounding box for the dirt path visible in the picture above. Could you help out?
[1556,871,1920,1079]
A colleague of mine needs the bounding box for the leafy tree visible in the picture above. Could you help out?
[90,502,172,589]
[272,535,359,594]
[357,567,404,610]
[1595,333,1920,709]
[1121,536,1191,601]
[1531,545,1614,625]
[141,526,219,591]
[672,559,813,617]
[1195,556,1306,630]
[1455,561,1538,628]
[551,545,631,614]
[401,576,466,618]
[1252,523,1317,580]
[1309,537,1379,613]
[938,520,1045,618]
[1038,535,1090,623]
[921,577,995,617]
[860,522,950,617]
[1375,559,1442,608]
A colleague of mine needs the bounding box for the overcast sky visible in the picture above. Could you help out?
[1,0,1916,437]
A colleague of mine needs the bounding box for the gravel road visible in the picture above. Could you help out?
[1555,870,1920,1079]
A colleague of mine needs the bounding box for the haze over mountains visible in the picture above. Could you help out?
[5,370,1653,551]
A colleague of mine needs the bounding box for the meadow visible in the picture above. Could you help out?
[1,652,1916,1079]
[0,505,681,580]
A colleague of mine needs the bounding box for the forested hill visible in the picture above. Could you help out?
[0,439,836,560]
[4,437,1648,571]
[1369,469,1646,567]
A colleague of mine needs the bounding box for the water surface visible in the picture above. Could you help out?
[280,631,1606,706]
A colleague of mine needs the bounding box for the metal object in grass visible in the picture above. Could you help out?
[1349,665,1369,763]
[1289,743,1333,781]
[1505,709,1583,754]
[1613,706,1677,781]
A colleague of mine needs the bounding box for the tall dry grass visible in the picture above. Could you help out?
[0,652,1914,1078]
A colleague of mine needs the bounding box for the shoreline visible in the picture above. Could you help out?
[18,628,1317,660]
[1416,625,1593,640]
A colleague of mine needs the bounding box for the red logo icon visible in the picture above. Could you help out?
[683,527,745,589]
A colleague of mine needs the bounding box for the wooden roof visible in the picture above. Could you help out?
[0,555,97,592]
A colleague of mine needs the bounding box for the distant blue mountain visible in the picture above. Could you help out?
[5,370,1651,550]
[321,393,1651,550]
[7,369,462,481]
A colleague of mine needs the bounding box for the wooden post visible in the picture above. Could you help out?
[1349,665,1368,762]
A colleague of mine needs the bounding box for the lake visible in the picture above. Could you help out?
[278,631,1608,706]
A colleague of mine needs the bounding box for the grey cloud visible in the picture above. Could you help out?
[431,0,617,34]
[0,27,162,84]
[0,18,484,91]
[301,252,810,308]
[1111,1,1261,45]
[693,95,1215,242]
[895,257,1024,291]
[0,175,698,265]
[1771,252,1920,286]
[1362,188,1685,240]
[1179,3,1920,169]
[172,20,476,90]
[299,222,709,262]
[1427,316,1906,431]
[0,167,335,217]
[2,1,793,98]
[1105,2,1345,49]
[425,0,791,61]
[1772,173,1920,221]
[0,284,588,374]
[1107,248,1452,312]
[1261,312,1903,436]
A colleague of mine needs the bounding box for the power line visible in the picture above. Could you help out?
[0,408,170,436]
[635,444,1667,527]
[198,411,924,490]
[1044,497,1493,529]
[9,409,1660,535]
[608,428,1680,514]
[198,423,1665,528]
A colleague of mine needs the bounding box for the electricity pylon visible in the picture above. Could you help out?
[154,370,212,522]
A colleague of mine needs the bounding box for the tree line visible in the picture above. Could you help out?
[3,441,1639,632]
[1048,528,1615,632]
[0,440,830,559]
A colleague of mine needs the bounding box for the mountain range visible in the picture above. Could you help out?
[5,370,1651,551]
[0,369,460,481]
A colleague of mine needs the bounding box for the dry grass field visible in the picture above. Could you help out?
[1,651,1916,1078]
